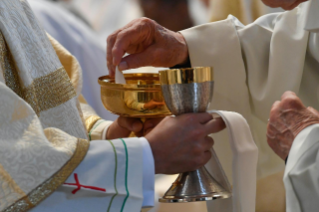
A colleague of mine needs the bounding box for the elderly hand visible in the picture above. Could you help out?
[261,0,309,10]
[106,18,189,77]
[267,91,319,160]
[145,113,226,174]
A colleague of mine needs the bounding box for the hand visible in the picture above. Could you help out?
[267,91,319,160]
[106,117,143,139]
[261,0,309,10]
[200,0,210,7]
[145,113,226,174]
[143,117,163,135]
[143,100,165,110]
[106,18,189,77]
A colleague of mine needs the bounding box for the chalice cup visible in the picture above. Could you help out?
[98,73,171,138]
[158,67,231,203]
[98,73,171,119]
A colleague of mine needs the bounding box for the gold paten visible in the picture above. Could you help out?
[98,73,171,118]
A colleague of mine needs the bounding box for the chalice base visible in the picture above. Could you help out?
[159,167,231,203]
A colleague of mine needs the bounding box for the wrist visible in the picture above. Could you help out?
[292,120,319,137]
[175,32,189,66]
[145,134,164,174]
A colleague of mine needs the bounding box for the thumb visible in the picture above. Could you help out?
[118,47,157,71]
[118,117,143,133]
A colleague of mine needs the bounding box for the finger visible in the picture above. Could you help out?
[200,150,212,166]
[266,121,278,140]
[144,118,163,130]
[118,117,143,132]
[194,112,213,124]
[155,102,165,106]
[134,131,144,137]
[118,47,157,71]
[203,117,226,134]
[281,91,304,110]
[269,100,281,122]
[112,24,153,66]
[281,91,297,100]
[107,30,121,77]
[266,135,277,153]
[203,136,214,150]
[307,106,319,117]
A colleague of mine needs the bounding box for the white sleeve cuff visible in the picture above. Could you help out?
[286,124,319,166]
[89,119,113,140]
[139,137,155,208]
[102,121,112,139]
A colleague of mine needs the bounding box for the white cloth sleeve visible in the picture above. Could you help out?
[102,128,155,208]
[180,3,311,182]
[140,137,155,208]
[284,124,319,212]
[30,137,155,212]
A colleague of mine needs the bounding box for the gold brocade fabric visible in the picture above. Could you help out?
[47,34,101,136]
[85,115,102,133]
[0,0,90,211]
[0,33,76,116]
[0,32,23,98]
[3,139,89,212]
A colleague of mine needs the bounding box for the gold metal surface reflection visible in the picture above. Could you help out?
[159,67,214,85]
[98,73,171,118]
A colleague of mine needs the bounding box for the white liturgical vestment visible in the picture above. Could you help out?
[0,1,153,211]
[180,0,319,210]
[284,124,319,212]
[181,0,319,186]
[29,0,117,121]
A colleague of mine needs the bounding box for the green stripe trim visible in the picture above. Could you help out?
[120,138,129,212]
[88,119,105,141]
[106,140,118,212]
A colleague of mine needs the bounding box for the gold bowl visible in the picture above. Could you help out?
[98,73,171,118]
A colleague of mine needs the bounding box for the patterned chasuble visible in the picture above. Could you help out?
[0,0,90,211]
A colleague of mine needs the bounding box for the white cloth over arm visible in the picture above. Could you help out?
[284,124,319,212]
[205,110,258,212]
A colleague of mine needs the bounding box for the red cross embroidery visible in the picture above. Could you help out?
[63,173,106,194]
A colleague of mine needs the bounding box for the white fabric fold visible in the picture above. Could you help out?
[140,137,155,208]
[206,110,258,212]
[284,123,319,212]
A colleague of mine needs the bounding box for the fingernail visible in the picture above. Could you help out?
[119,61,128,70]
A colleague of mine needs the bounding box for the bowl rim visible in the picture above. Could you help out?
[98,73,162,91]
[159,67,214,85]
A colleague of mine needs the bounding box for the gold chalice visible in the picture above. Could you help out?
[98,73,171,118]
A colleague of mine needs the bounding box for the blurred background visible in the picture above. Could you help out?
[28,0,283,211]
